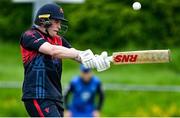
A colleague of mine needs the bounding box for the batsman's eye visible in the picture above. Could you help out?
[54,19,61,24]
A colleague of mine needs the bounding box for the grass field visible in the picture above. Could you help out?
[0,41,180,116]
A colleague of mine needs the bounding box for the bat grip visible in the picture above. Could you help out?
[107,56,113,62]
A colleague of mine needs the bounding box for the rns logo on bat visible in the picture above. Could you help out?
[114,54,138,62]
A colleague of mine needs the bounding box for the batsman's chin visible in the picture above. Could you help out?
[52,31,59,37]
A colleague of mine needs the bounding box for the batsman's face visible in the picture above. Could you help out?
[48,19,61,37]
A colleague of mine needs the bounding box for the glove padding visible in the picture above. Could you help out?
[94,51,111,72]
[79,50,110,72]
[78,49,96,69]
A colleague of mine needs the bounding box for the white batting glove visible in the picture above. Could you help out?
[94,51,111,72]
[78,49,96,69]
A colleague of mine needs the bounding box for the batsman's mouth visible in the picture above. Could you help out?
[54,30,59,34]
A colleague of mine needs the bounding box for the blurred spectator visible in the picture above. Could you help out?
[64,64,104,117]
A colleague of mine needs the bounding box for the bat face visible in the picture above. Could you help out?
[112,50,170,64]
[114,54,138,63]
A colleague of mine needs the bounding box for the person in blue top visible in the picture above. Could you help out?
[64,64,104,117]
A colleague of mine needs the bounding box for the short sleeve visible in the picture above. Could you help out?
[62,37,72,48]
[20,30,46,51]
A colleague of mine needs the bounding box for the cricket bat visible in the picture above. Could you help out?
[107,50,170,64]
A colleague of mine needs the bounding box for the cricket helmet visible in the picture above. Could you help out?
[34,3,68,26]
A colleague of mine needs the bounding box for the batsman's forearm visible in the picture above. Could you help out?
[51,45,80,59]
[70,48,82,62]
[39,42,81,59]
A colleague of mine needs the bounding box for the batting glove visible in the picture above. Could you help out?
[78,49,96,69]
[94,51,111,72]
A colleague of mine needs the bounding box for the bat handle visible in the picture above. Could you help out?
[107,56,113,62]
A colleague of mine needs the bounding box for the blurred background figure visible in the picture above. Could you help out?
[64,64,104,117]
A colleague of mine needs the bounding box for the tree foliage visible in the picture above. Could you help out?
[0,0,179,49]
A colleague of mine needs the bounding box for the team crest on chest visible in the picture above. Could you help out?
[60,8,64,13]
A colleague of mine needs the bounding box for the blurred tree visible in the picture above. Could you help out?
[64,0,180,49]
[0,0,179,49]
[0,0,32,41]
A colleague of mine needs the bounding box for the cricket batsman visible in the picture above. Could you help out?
[19,3,110,117]
[64,64,104,117]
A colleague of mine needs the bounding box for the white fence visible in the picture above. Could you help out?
[1,81,180,92]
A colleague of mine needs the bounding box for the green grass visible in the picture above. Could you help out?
[0,41,180,116]
[1,41,180,85]
[103,91,180,117]
[1,88,180,117]
[0,88,28,117]
[0,41,23,81]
